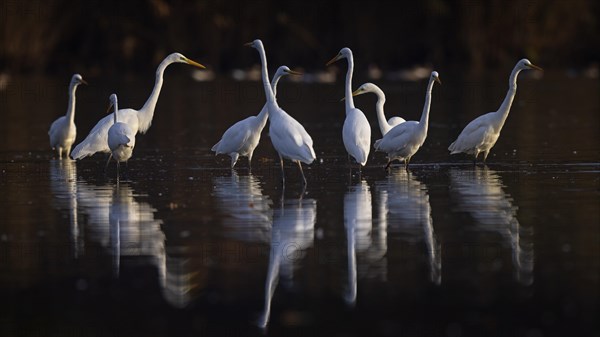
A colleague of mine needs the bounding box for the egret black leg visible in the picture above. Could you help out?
[105,154,113,172]
[297,161,307,186]
[279,155,285,185]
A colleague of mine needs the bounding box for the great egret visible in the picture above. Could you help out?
[326,48,371,167]
[351,82,406,136]
[211,66,301,169]
[448,58,542,163]
[246,39,316,185]
[107,94,135,178]
[48,74,87,159]
[70,53,205,160]
[374,71,441,170]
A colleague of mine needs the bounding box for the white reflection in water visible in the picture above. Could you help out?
[67,178,196,308]
[49,159,83,258]
[213,171,273,243]
[376,170,441,285]
[258,195,316,329]
[450,167,534,285]
[343,180,378,306]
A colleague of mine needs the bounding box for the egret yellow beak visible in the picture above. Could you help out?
[185,58,206,69]
[106,102,113,115]
[80,79,88,85]
[340,88,363,101]
[528,63,543,71]
[351,88,363,97]
[286,69,303,76]
[244,42,254,47]
[434,77,442,85]
[326,54,342,66]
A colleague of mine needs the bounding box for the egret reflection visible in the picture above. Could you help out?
[72,178,198,307]
[449,167,534,285]
[213,171,273,243]
[258,195,316,329]
[343,180,374,306]
[49,159,83,258]
[376,170,441,285]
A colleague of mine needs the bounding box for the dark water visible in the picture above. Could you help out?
[0,73,598,337]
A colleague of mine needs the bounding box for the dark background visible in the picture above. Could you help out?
[1,0,598,77]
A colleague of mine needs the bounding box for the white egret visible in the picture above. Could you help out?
[70,53,205,160]
[374,71,441,170]
[107,94,136,178]
[351,82,406,136]
[246,39,316,185]
[211,66,301,169]
[448,58,542,163]
[326,48,371,167]
[48,74,87,159]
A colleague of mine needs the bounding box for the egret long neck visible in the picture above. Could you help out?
[496,66,522,127]
[419,77,436,129]
[374,88,390,135]
[256,72,283,125]
[344,55,356,111]
[256,45,276,105]
[138,59,169,133]
[113,101,119,124]
[66,83,78,124]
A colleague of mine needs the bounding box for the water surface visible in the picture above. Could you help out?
[0,74,598,336]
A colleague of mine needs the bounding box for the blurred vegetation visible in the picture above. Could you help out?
[0,0,598,76]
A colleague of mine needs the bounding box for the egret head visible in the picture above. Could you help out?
[431,71,442,85]
[352,83,379,97]
[326,47,353,66]
[275,65,303,78]
[244,39,264,50]
[108,93,118,109]
[167,52,206,69]
[518,58,543,71]
[71,74,87,86]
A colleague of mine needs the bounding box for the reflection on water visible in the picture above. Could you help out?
[49,170,198,308]
[376,170,441,285]
[213,171,273,243]
[449,167,534,285]
[78,181,165,285]
[49,159,83,258]
[343,180,374,306]
[258,194,316,329]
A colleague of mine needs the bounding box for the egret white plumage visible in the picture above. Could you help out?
[448,58,542,163]
[374,71,441,170]
[246,39,316,185]
[48,74,87,159]
[70,53,205,160]
[351,82,405,136]
[326,48,371,167]
[211,65,301,169]
[107,94,135,178]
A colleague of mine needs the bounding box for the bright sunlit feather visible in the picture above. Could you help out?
[70,53,205,160]
[107,94,136,177]
[374,71,441,170]
[448,58,542,162]
[246,39,316,185]
[351,82,405,136]
[211,66,300,169]
[327,48,371,166]
[48,74,86,159]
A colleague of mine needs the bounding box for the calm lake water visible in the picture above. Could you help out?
[0,72,598,337]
